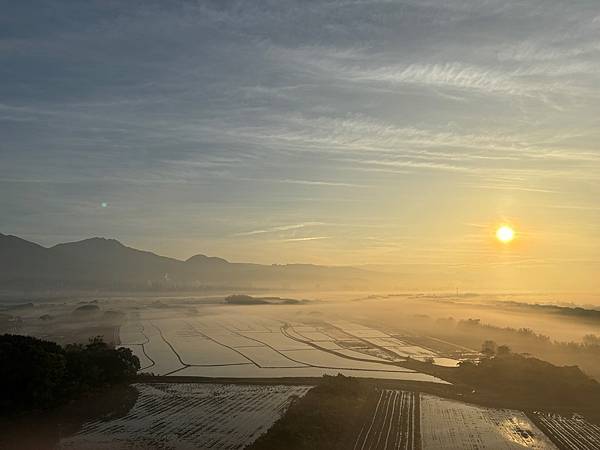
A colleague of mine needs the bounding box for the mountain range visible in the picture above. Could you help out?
[0,233,383,291]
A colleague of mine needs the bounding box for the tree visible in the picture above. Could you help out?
[583,334,600,347]
[0,334,67,413]
[481,340,497,357]
[64,336,139,391]
[497,345,511,356]
[455,352,600,407]
[0,334,140,415]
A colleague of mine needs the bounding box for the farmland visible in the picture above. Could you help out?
[5,297,600,449]
[420,394,557,449]
[59,383,311,449]
[352,390,418,450]
[249,378,566,450]
[119,314,450,383]
[350,390,561,450]
[532,412,600,450]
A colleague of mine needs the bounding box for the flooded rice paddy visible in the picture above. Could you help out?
[420,394,557,449]
[119,313,452,383]
[60,383,310,450]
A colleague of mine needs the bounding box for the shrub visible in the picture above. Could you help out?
[0,334,140,415]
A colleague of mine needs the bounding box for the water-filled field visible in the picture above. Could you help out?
[339,389,562,450]
[53,384,576,450]
[352,390,418,450]
[533,412,600,450]
[119,313,450,383]
[60,383,311,449]
[420,394,557,449]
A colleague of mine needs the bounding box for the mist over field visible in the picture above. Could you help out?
[5,275,600,448]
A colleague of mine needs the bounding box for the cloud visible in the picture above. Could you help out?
[279,236,330,243]
[234,222,325,237]
[1,0,599,275]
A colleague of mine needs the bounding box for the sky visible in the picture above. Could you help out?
[1,0,600,292]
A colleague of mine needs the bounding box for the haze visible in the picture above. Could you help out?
[1,0,600,294]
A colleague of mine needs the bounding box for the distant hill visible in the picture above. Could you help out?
[0,233,383,291]
[224,294,305,305]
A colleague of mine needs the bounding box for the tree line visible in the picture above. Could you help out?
[0,334,140,415]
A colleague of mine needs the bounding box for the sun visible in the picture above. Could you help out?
[496,225,515,243]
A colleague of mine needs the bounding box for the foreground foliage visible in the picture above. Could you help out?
[248,375,371,450]
[0,334,140,415]
[455,353,600,407]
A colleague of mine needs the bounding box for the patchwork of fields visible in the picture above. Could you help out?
[60,383,310,450]
[347,390,561,450]
[111,314,598,449]
[57,384,588,450]
[119,314,450,383]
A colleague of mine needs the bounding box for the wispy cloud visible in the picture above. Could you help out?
[279,236,330,243]
[1,0,599,283]
[234,222,324,237]
[349,63,532,96]
[462,184,559,194]
[242,177,367,188]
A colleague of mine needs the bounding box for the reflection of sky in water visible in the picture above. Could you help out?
[499,416,538,447]
[432,357,461,368]
[421,394,557,450]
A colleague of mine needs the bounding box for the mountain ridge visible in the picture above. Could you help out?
[0,233,383,291]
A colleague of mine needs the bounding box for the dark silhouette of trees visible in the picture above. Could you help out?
[1,334,66,413]
[583,334,600,346]
[64,336,140,390]
[497,344,511,356]
[455,352,600,407]
[0,334,139,415]
[481,340,497,357]
[248,375,370,450]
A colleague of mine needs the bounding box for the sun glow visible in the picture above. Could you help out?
[496,225,515,243]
